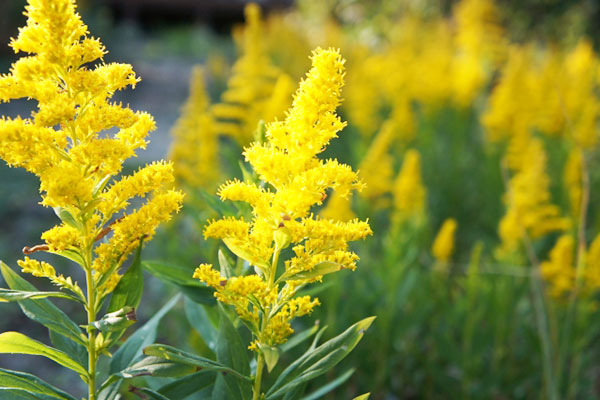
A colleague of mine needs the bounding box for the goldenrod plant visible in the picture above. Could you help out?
[136,48,374,400]
[0,0,182,399]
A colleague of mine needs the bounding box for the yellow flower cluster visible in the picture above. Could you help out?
[432,218,458,264]
[0,0,182,295]
[211,4,294,144]
[540,235,576,298]
[484,41,600,148]
[169,67,220,193]
[539,232,600,298]
[195,48,372,348]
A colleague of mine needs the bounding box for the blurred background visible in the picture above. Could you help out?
[2,0,600,399]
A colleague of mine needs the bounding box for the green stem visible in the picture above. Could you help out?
[85,265,97,400]
[253,353,265,400]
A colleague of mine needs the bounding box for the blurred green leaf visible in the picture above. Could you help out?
[266,316,375,399]
[0,368,77,400]
[352,394,370,400]
[142,261,215,305]
[0,262,85,346]
[157,371,214,398]
[0,332,87,377]
[184,296,218,352]
[129,386,170,400]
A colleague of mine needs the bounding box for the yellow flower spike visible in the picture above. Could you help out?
[564,149,583,220]
[196,48,371,355]
[359,119,397,203]
[212,3,290,145]
[432,218,458,264]
[497,137,569,256]
[18,257,56,279]
[585,234,600,292]
[393,149,426,218]
[169,66,220,193]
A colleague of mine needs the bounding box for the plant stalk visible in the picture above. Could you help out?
[86,266,97,400]
[253,353,265,400]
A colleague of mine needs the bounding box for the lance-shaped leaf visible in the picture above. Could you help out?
[352,394,371,400]
[212,305,252,399]
[259,343,280,373]
[107,241,144,314]
[280,262,342,282]
[111,356,197,380]
[0,289,81,303]
[266,316,375,399]
[143,344,251,382]
[0,332,87,377]
[0,368,77,400]
[301,368,355,400]
[0,262,85,346]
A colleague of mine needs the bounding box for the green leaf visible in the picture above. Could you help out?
[0,289,81,303]
[282,262,342,282]
[142,261,215,305]
[158,371,214,399]
[112,356,196,379]
[52,207,81,230]
[143,344,251,381]
[213,304,252,400]
[300,368,355,400]
[259,343,280,373]
[129,387,170,400]
[0,332,87,377]
[352,394,370,400]
[109,295,180,375]
[280,323,320,353]
[0,389,69,400]
[197,189,238,217]
[107,241,144,313]
[97,381,121,400]
[49,331,87,371]
[0,262,85,346]
[184,297,218,352]
[90,307,136,333]
[0,368,77,400]
[218,248,235,278]
[223,238,270,271]
[266,317,375,399]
